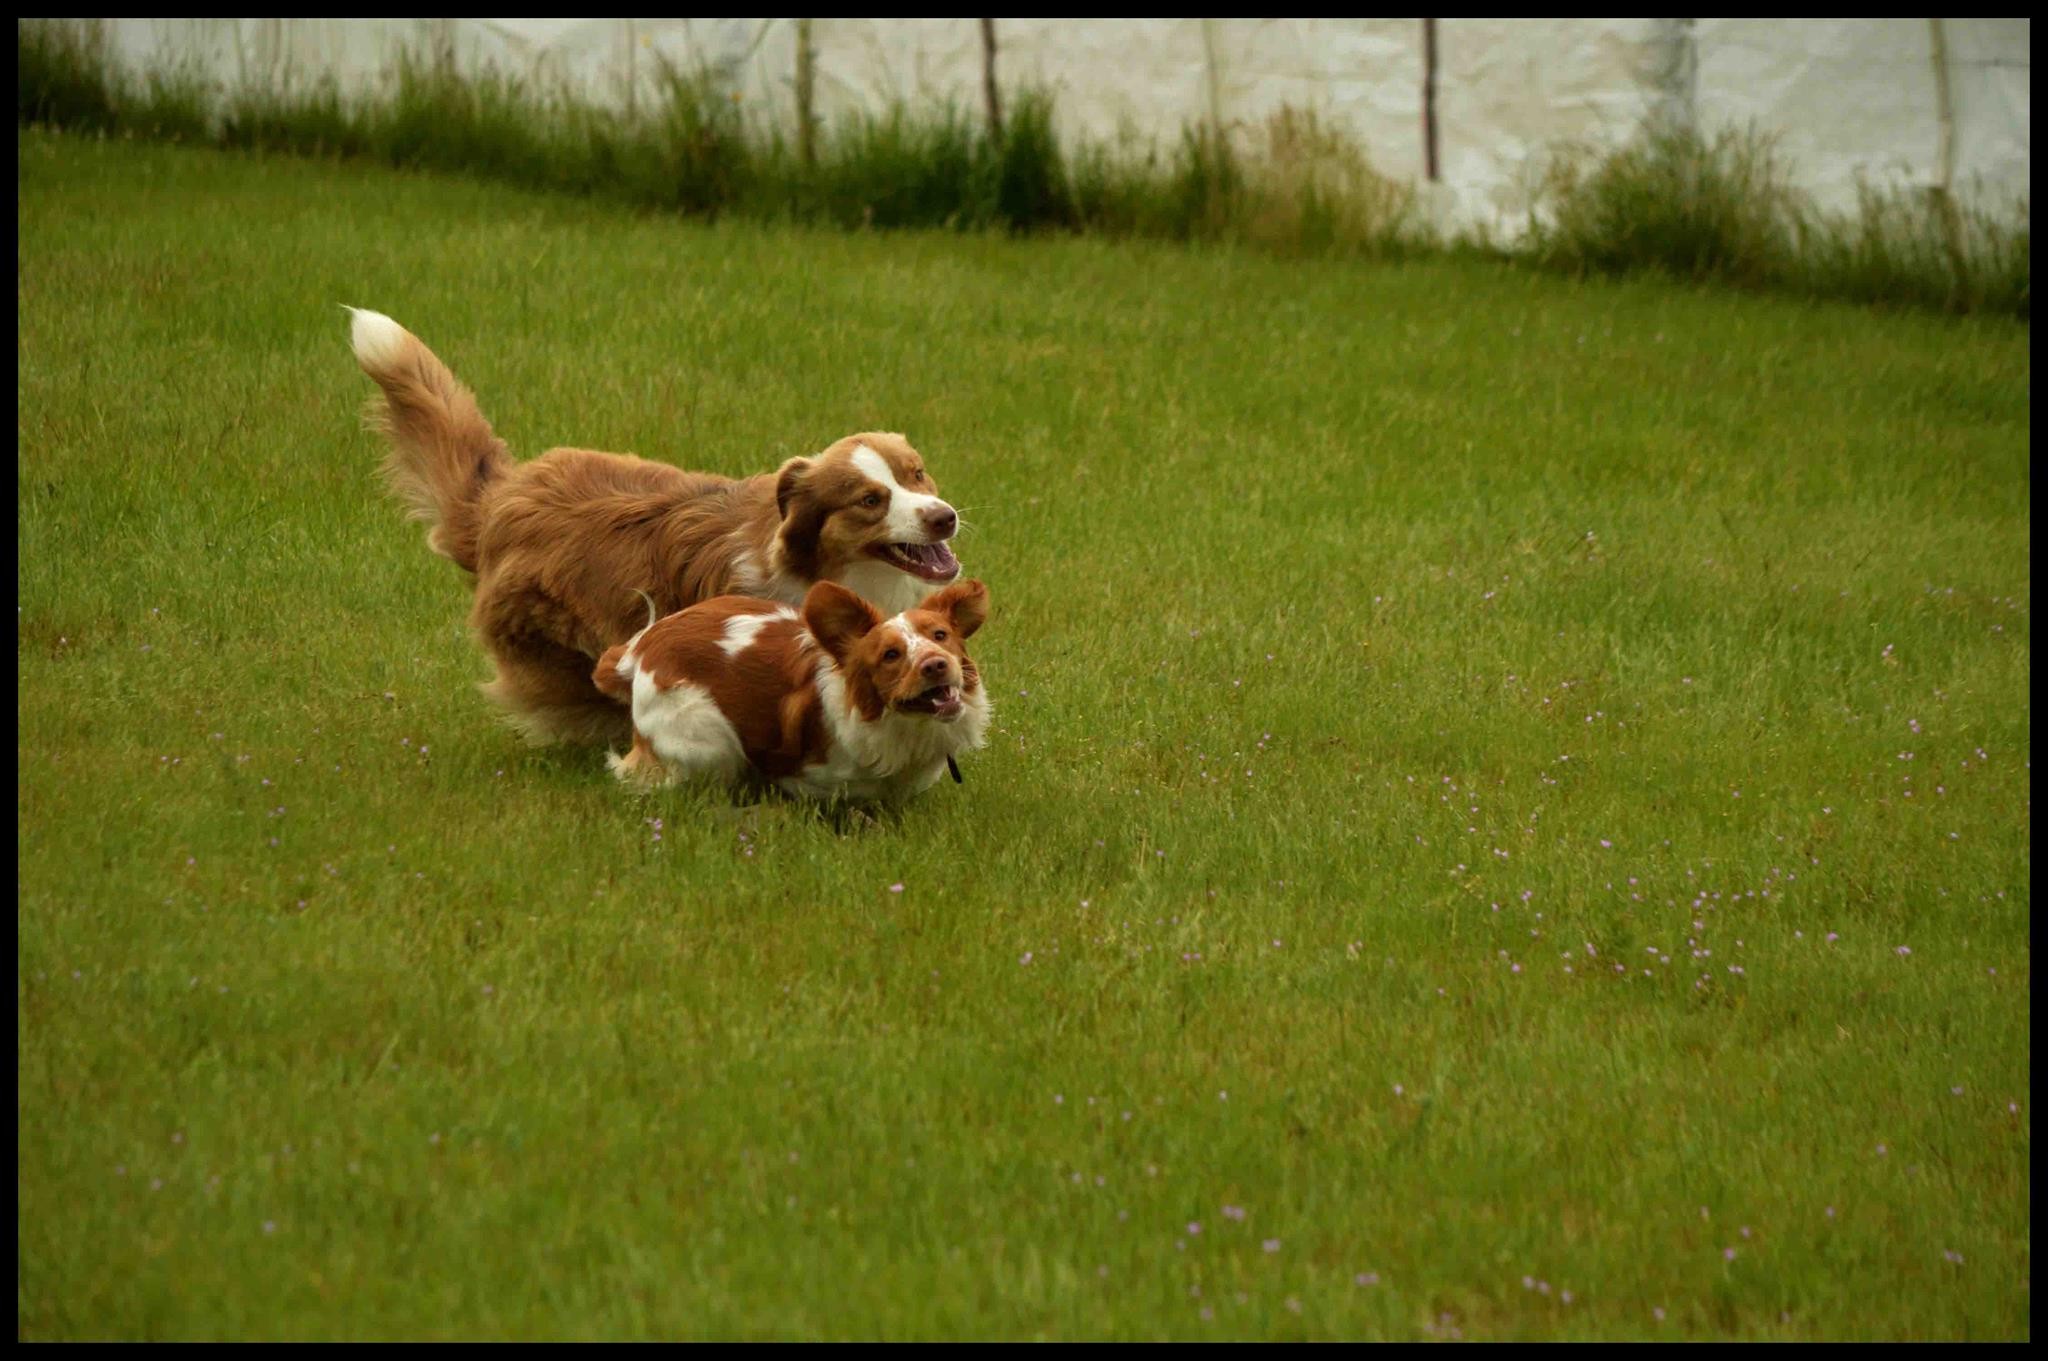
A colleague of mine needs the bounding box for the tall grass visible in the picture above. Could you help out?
[16,19,2027,316]
[1524,123,2029,318]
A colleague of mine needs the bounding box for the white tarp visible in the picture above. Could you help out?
[85,18,2032,236]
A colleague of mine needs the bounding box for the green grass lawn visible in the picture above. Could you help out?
[15,126,2031,1340]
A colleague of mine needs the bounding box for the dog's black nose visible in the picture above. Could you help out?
[922,505,957,539]
[920,655,950,680]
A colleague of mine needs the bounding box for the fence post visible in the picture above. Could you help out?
[796,18,817,167]
[1650,18,1697,136]
[1926,18,1967,277]
[980,19,1003,140]
[1422,18,1439,182]
[1200,18,1223,139]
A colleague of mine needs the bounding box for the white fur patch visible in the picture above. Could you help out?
[630,672,746,782]
[835,558,936,616]
[345,306,408,372]
[718,609,796,658]
[732,549,770,596]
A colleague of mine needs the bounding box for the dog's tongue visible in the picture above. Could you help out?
[897,541,959,579]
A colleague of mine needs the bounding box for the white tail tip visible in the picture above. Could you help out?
[344,306,409,371]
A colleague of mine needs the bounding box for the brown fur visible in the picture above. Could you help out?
[352,313,960,746]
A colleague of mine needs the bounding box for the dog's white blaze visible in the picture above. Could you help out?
[345,307,408,371]
[884,615,941,667]
[718,609,796,658]
[629,671,746,780]
[851,445,952,544]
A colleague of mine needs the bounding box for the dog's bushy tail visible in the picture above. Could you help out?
[346,307,511,574]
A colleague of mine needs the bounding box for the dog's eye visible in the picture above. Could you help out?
[862,492,883,508]
[932,629,947,641]
[882,648,901,662]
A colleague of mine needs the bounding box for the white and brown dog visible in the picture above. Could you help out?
[593,579,991,803]
[347,308,964,746]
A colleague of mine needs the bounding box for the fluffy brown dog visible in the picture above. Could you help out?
[347,308,964,745]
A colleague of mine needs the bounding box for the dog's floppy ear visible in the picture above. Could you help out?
[774,456,815,521]
[920,578,989,639]
[775,456,828,579]
[803,581,883,663]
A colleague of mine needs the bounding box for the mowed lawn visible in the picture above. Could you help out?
[16,127,2030,1340]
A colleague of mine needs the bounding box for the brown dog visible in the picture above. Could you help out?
[347,308,964,745]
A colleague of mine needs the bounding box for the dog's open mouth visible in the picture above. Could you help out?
[872,540,959,582]
[898,683,964,719]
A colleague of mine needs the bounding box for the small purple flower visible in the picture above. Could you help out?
[1263,1238,1282,1253]
[1186,1221,1202,1236]
[1723,1247,1737,1262]
[888,882,904,894]
[1222,1205,1246,1221]
[1356,1272,1380,1287]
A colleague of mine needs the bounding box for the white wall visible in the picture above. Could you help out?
[86,18,2032,235]
[1696,19,2031,215]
